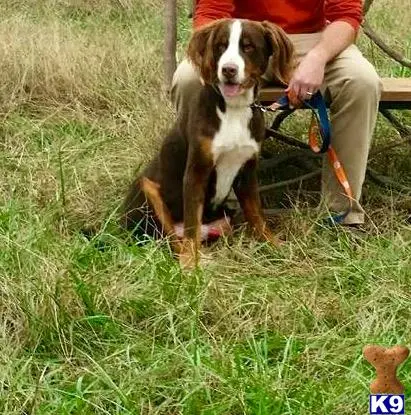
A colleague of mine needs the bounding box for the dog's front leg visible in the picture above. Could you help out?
[180,140,213,269]
[234,158,280,245]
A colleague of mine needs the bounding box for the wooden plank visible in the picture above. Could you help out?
[164,0,177,88]
[259,87,285,103]
[380,78,411,102]
[259,77,411,103]
[189,0,196,18]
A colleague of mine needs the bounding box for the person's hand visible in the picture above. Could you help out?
[286,49,327,106]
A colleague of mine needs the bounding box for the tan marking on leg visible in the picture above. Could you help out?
[242,196,281,245]
[141,177,183,253]
[179,238,197,270]
[200,137,213,161]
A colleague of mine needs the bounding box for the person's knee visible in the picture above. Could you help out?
[172,60,200,92]
[340,61,382,101]
[170,60,201,110]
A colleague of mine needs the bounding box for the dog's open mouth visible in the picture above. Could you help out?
[220,81,243,98]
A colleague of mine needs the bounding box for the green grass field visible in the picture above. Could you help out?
[1,1,410,413]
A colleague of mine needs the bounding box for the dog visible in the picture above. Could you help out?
[121,18,294,268]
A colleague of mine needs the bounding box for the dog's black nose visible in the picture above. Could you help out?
[222,64,238,79]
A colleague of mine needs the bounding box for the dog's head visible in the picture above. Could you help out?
[187,19,294,100]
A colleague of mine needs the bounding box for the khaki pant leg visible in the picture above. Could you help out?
[170,59,202,114]
[322,45,382,224]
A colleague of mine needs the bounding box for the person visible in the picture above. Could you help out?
[171,0,382,226]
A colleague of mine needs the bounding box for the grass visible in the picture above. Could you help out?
[0,0,410,414]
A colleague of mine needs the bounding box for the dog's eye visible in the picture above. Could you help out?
[243,43,255,53]
[217,42,228,54]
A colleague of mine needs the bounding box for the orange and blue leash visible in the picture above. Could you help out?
[255,90,354,224]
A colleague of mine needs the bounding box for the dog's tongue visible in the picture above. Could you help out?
[221,83,241,97]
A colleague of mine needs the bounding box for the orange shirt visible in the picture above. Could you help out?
[194,0,362,34]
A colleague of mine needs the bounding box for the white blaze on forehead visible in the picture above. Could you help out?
[217,20,245,83]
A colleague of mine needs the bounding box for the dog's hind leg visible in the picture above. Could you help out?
[140,176,183,253]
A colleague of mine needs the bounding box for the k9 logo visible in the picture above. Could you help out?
[369,395,405,414]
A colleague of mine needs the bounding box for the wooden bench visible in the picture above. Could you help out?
[260,78,411,110]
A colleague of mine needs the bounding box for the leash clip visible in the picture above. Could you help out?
[250,102,280,113]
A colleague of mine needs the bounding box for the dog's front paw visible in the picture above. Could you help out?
[258,228,284,247]
[178,239,199,271]
[178,251,197,270]
[268,231,284,246]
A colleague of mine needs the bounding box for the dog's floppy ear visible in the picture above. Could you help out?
[187,20,225,84]
[261,21,295,85]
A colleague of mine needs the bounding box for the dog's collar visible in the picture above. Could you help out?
[249,101,280,113]
[249,85,284,112]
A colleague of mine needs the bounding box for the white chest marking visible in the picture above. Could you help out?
[211,106,259,206]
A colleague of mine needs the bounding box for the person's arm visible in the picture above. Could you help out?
[287,0,362,102]
[194,0,234,28]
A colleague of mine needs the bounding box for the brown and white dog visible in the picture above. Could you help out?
[121,18,294,268]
